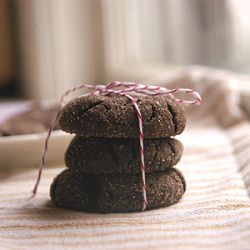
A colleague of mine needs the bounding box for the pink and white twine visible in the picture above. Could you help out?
[32,81,201,210]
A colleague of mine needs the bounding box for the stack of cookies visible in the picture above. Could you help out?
[50,95,187,213]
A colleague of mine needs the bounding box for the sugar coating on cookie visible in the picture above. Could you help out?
[65,136,183,174]
[50,168,186,213]
[59,95,186,138]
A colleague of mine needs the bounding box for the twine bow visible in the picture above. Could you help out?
[32,81,201,210]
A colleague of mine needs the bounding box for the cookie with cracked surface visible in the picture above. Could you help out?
[59,95,186,138]
[50,168,186,213]
[65,136,183,174]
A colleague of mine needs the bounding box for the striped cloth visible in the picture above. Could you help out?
[1,68,250,250]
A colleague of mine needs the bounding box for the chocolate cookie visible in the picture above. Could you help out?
[0,104,60,136]
[50,168,186,213]
[65,136,183,174]
[59,95,186,138]
[0,118,47,136]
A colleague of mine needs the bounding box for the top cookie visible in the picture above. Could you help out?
[59,95,186,138]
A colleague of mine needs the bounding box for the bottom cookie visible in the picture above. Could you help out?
[50,168,186,213]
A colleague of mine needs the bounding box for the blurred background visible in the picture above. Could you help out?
[1,0,250,100]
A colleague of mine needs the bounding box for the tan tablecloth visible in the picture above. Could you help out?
[0,68,250,250]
